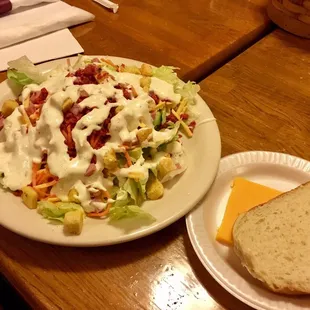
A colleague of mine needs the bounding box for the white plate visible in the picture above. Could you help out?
[186,151,310,310]
[0,56,221,246]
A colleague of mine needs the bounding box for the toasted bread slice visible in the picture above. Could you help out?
[233,182,310,295]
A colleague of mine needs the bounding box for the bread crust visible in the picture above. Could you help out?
[232,181,310,295]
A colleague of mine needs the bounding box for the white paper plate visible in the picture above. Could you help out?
[186,151,310,310]
[0,56,221,246]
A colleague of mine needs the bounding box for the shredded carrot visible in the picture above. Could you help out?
[124,150,132,167]
[32,163,40,186]
[34,179,58,189]
[87,203,111,218]
[34,188,49,198]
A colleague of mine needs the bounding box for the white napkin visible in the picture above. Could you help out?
[0,29,84,71]
[0,1,94,48]
[10,0,57,12]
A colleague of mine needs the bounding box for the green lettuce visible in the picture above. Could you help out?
[128,148,142,162]
[109,205,155,221]
[113,189,134,208]
[152,66,179,85]
[37,201,84,223]
[7,69,34,86]
[7,56,46,85]
[176,81,200,105]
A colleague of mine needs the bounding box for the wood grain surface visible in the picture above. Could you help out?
[199,29,310,159]
[64,0,270,81]
[1,8,309,310]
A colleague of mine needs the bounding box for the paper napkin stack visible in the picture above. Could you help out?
[0,0,95,71]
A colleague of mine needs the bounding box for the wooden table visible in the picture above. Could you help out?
[199,29,310,159]
[1,4,310,310]
[65,0,271,81]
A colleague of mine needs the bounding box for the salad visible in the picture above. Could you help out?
[0,55,200,235]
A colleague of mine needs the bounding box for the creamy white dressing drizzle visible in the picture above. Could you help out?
[150,77,181,103]
[0,56,190,212]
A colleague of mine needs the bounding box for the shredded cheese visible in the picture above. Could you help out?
[171,109,193,138]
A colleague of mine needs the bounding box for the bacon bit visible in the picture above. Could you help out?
[180,113,189,120]
[85,163,97,177]
[66,59,71,67]
[189,121,196,133]
[70,104,82,116]
[13,190,22,197]
[107,97,117,103]
[91,155,97,164]
[30,88,48,105]
[166,113,178,123]
[149,91,160,105]
[91,58,100,63]
[118,64,125,72]
[87,107,115,150]
[176,163,181,169]
[61,106,95,158]
[73,64,100,85]
[0,113,4,131]
[66,72,74,77]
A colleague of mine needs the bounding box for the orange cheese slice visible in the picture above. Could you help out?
[216,177,282,246]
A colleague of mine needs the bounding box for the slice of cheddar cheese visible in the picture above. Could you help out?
[216,177,282,246]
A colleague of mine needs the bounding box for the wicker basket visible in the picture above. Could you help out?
[267,0,310,38]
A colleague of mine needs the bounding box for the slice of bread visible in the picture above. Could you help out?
[233,182,310,295]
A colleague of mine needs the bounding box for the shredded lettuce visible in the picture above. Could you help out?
[122,175,149,206]
[109,205,155,221]
[7,70,34,86]
[152,66,180,86]
[113,189,134,208]
[176,81,200,105]
[37,201,84,223]
[7,56,46,84]
[128,148,142,162]
[146,122,180,148]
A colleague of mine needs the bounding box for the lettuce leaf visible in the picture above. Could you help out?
[123,176,148,206]
[113,189,134,208]
[7,56,46,84]
[176,81,200,105]
[37,201,84,223]
[152,66,180,86]
[7,69,34,86]
[146,122,180,148]
[109,205,155,221]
